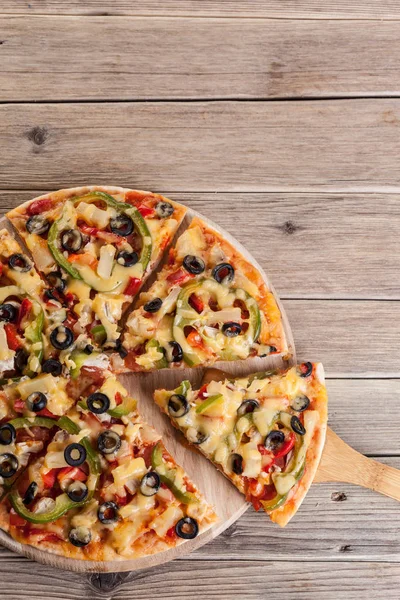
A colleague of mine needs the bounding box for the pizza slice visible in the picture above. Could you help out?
[122,217,288,372]
[154,362,327,526]
[7,186,187,375]
[0,374,217,560]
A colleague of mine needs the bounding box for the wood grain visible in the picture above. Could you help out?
[2,1,400,20]
[2,100,400,192]
[1,192,399,299]
[3,17,400,100]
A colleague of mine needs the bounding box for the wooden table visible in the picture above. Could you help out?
[1,2,400,598]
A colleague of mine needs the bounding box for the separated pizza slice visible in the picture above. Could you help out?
[0,374,217,560]
[154,362,327,526]
[122,216,288,372]
[7,186,187,376]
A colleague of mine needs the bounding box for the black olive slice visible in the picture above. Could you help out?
[67,480,89,503]
[140,471,161,497]
[175,517,199,540]
[64,443,87,467]
[0,423,16,445]
[212,262,235,284]
[0,303,18,323]
[155,201,174,218]
[144,298,163,313]
[168,394,189,418]
[222,322,242,337]
[42,358,63,376]
[291,415,306,436]
[110,214,134,237]
[230,453,244,475]
[183,255,205,275]
[26,214,50,236]
[23,481,38,506]
[190,430,209,445]
[26,391,47,412]
[166,341,183,363]
[299,362,313,378]
[290,395,310,412]
[116,250,139,267]
[69,526,92,547]
[50,325,74,350]
[84,344,94,355]
[87,392,110,414]
[61,229,83,253]
[44,289,59,302]
[8,254,31,273]
[98,501,119,524]
[0,453,19,478]
[14,348,29,372]
[264,430,285,452]
[97,430,121,455]
[46,270,66,293]
[237,399,259,416]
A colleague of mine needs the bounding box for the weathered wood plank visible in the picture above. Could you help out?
[2,17,400,100]
[2,1,400,20]
[1,191,399,299]
[1,100,400,192]
[0,556,400,599]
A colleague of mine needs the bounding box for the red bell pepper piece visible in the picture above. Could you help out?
[36,407,58,419]
[166,525,178,541]
[166,268,193,286]
[42,468,59,488]
[124,276,142,297]
[198,384,208,400]
[273,432,295,459]
[188,293,204,314]
[13,398,25,413]
[17,298,33,330]
[136,204,155,218]
[57,466,87,484]
[27,197,53,216]
[5,323,22,350]
[115,392,123,406]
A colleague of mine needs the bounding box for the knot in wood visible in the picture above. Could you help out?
[26,126,48,146]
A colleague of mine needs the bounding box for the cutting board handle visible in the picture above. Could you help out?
[203,368,400,503]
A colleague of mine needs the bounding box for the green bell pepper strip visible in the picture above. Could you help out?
[175,380,191,397]
[173,279,261,366]
[151,442,198,505]
[69,350,101,379]
[7,416,101,523]
[195,393,223,414]
[23,302,45,377]
[48,191,152,288]
[145,339,168,370]
[91,324,107,344]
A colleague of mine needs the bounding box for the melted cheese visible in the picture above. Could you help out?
[149,505,184,538]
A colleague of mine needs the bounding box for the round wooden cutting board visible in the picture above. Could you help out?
[0,196,296,573]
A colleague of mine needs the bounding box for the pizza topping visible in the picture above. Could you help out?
[64,443,87,467]
[97,430,121,455]
[139,471,161,497]
[237,399,259,416]
[0,453,19,478]
[212,262,235,284]
[166,341,183,363]
[69,526,92,547]
[155,201,174,218]
[50,325,74,350]
[66,480,88,503]
[221,322,242,337]
[230,453,244,475]
[0,423,16,445]
[168,394,189,418]
[61,229,83,253]
[291,395,310,412]
[86,393,110,415]
[26,392,48,413]
[143,298,163,313]
[290,415,306,436]
[26,215,51,236]
[264,430,285,452]
[116,250,138,268]
[42,359,63,377]
[183,255,205,275]
[98,501,119,524]
[298,362,313,378]
[8,254,31,273]
[175,517,199,540]
[0,303,18,322]
[23,481,38,506]
[110,214,134,237]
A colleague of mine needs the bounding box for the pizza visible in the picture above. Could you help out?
[122,217,288,372]
[7,186,187,376]
[0,373,216,560]
[154,363,327,526]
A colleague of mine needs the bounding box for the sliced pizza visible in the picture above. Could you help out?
[154,362,327,526]
[0,374,217,560]
[7,186,187,376]
[122,217,288,372]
